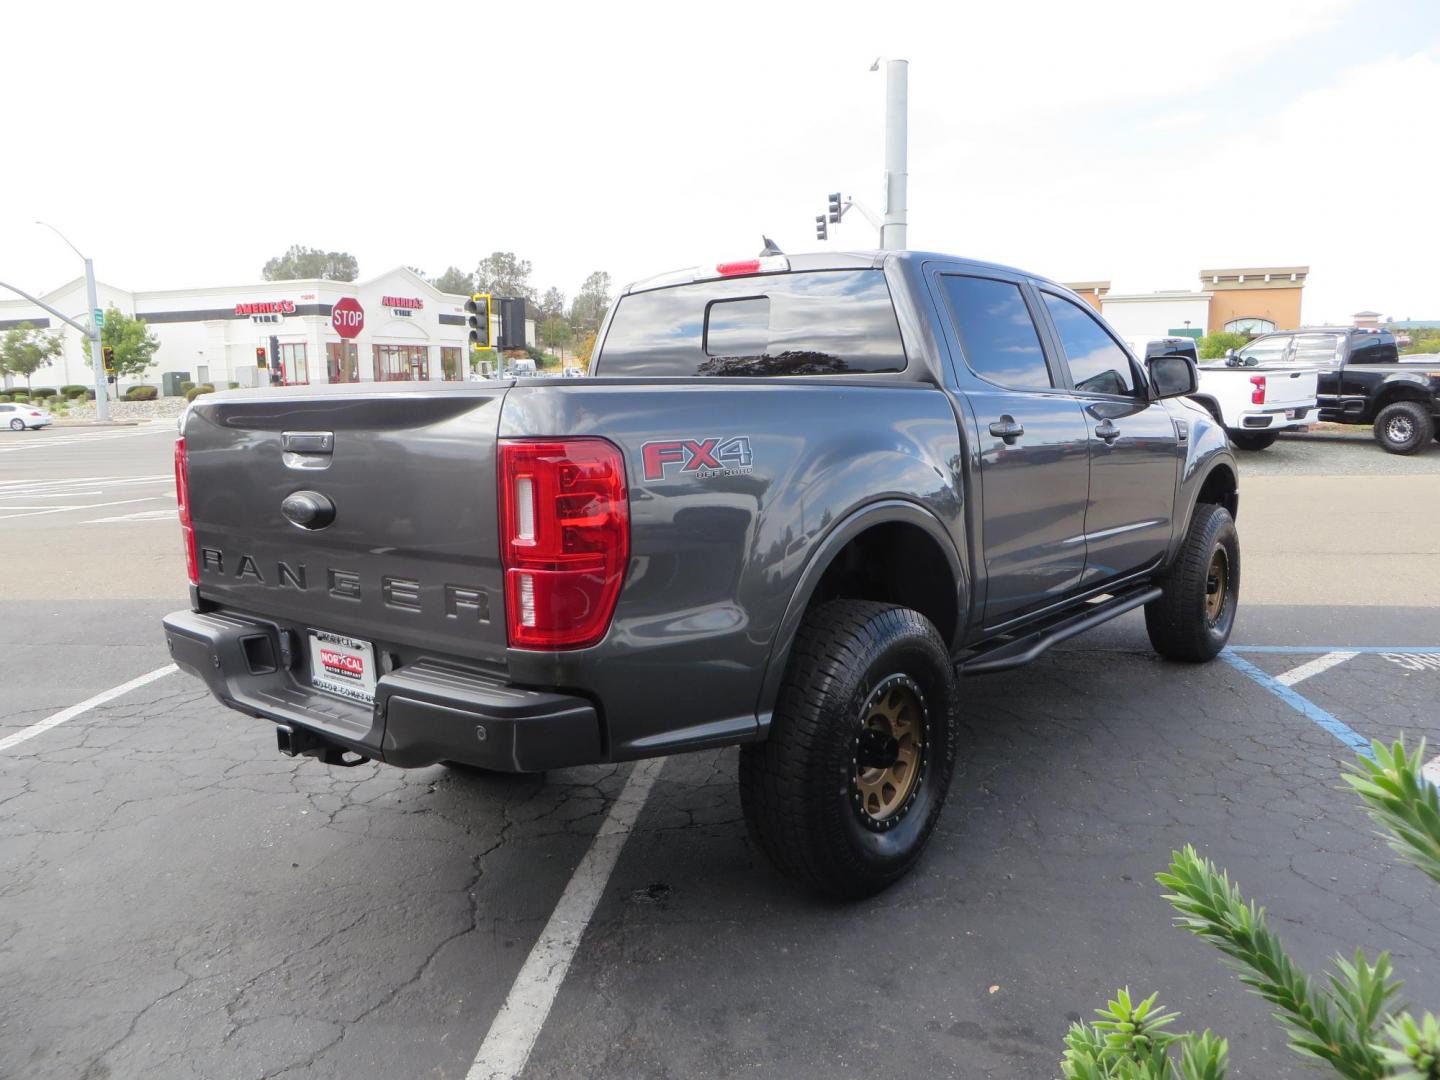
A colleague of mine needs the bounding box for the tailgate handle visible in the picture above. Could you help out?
[282,431,334,454]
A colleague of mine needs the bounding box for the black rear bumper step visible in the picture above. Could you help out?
[957,585,1162,676]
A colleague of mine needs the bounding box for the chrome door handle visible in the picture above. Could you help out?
[1094,419,1120,443]
[988,416,1025,444]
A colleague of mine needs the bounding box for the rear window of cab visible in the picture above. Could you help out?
[594,270,907,377]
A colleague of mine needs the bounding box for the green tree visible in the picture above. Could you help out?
[538,286,567,320]
[573,328,598,364]
[262,245,359,282]
[569,271,612,333]
[1065,738,1440,1080]
[474,252,535,301]
[433,266,476,295]
[0,322,64,390]
[1198,331,1249,360]
[86,306,160,379]
[539,315,573,356]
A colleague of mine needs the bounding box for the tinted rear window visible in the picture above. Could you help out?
[595,270,906,377]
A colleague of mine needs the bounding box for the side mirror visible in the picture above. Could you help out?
[1147,354,1198,399]
[1224,348,1236,358]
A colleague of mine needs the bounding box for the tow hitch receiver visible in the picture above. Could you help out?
[275,724,371,767]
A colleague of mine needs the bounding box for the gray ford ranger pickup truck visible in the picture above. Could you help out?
[163,251,1240,898]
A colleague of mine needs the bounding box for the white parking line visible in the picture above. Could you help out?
[1423,755,1440,788]
[0,664,178,755]
[0,426,167,452]
[0,496,168,521]
[1276,651,1358,687]
[467,757,664,1080]
[84,508,176,524]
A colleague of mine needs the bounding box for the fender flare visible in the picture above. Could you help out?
[1187,394,1224,424]
[752,498,967,734]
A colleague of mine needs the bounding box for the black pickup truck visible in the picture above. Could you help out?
[162,250,1240,897]
[1226,328,1440,453]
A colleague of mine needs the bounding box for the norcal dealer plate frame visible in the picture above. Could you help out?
[308,630,377,705]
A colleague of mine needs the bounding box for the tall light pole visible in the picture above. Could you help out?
[35,221,109,422]
[880,59,908,251]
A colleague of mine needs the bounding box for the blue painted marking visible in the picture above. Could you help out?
[1219,648,1375,760]
[1229,645,1440,655]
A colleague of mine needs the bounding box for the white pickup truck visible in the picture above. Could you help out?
[1145,338,1320,451]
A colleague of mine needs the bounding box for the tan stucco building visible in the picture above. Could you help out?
[1198,266,1307,335]
[1061,265,1308,347]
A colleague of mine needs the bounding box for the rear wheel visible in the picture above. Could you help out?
[1229,430,1278,451]
[1373,401,1433,455]
[740,600,959,899]
[1145,503,1240,663]
[8,418,23,431]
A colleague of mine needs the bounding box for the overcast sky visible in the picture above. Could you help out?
[2,0,1435,323]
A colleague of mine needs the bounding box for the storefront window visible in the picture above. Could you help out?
[440,347,464,381]
[326,342,360,383]
[278,342,309,385]
[372,344,430,381]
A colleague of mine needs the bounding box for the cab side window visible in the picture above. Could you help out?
[1042,292,1136,396]
[939,275,1053,390]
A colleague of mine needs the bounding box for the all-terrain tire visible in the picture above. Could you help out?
[1373,400,1434,455]
[1145,503,1240,663]
[1229,430,1278,451]
[739,600,959,899]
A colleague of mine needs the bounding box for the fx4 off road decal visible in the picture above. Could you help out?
[641,436,754,481]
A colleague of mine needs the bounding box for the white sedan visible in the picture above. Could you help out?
[0,402,53,430]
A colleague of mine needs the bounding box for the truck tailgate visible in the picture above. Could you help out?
[183,385,509,667]
[1256,367,1319,407]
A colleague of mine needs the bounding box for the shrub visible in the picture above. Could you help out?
[185,383,216,402]
[1064,738,1440,1079]
[180,380,196,393]
[30,387,57,400]
[228,382,240,390]
[11,393,30,403]
[60,384,87,397]
[125,385,159,401]
[1198,331,1249,360]
[0,394,11,403]
[66,387,88,399]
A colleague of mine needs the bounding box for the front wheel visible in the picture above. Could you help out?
[740,600,959,899]
[1229,430,1278,451]
[1373,401,1434,455]
[1145,503,1240,662]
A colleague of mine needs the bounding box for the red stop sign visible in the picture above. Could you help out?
[331,297,364,339]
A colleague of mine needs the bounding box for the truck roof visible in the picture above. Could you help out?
[623,250,1065,296]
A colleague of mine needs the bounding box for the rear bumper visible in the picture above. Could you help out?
[1233,406,1311,430]
[162,608,602,771]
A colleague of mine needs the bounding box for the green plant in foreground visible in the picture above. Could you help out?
[1066,739,1440,1080]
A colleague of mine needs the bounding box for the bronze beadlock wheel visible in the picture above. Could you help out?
[1204,548,1230,626]
[852,673,928,831]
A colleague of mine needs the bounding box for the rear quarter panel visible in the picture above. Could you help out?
[499,379,966,759]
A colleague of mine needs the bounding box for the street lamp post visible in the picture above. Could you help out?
[880,59,908,251]
[36,222,110,422]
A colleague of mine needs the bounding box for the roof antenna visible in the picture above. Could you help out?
[759,236,784,257]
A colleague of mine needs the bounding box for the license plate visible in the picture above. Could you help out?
[308,630,377,705]
[1285,409,1297,420]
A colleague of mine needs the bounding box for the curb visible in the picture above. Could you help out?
[51,420,145,428]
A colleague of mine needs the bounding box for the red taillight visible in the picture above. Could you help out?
[715,259,762,277]
[498,438,629,650]
[174,436,198,586]
[1250,375,1266,405]
[29,411,42,417]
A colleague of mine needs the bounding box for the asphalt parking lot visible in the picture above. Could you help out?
[3,422,1439,1079]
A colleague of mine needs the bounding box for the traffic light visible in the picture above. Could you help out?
[254,346,266,368]
[497,298,527,351]
[827,192,843,224]
[815,214,828,241]
[102,346,115,373]
[465,293,492,350]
